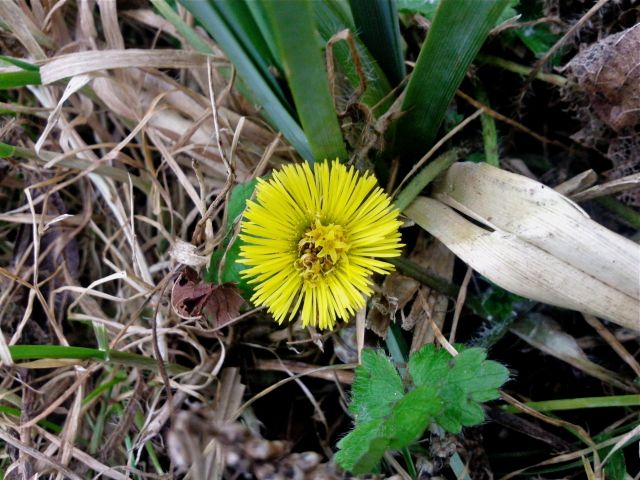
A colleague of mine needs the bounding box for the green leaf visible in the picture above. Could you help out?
[349,349,404,423]
[0,55,40,71]
[263,0,347,163]
[349,0,405,86]
[243,0,282,71]
[603,446,628,480]
[384,386,442,449]
[408,344,509,433]
[407,343,453,386]
[0,70,41,89]
[335,386,443,474]
[334,419,387,475]
[337,345,508,475]
[213,0,282,89]
[0,142,16,158]
[394,0,510,161]
[513,25,559,57]
[151,0,216,54]
[205,179,257,297]
[178,0,313,161]
[228,178,258,228]
[9,345,107,361]
[398,0,517,24]
[337,352,444,475]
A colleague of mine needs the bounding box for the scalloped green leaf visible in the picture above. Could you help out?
[349,349,404,423]
[334,418,387,475]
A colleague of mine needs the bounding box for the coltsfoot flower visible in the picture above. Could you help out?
[239,160,403,330]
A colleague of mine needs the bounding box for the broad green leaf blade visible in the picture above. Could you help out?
[0,70,41,89]
[349,0,405,86]
[334,419,387,475]
[452,348,507,402]
[408,343,452,386]
[385,386,442,449]
[394,0,510,160]
[263,0,347,163]
[313,0,393,115]
[178,0,313,161]
[349,349,404,423]
[408,344,509,433]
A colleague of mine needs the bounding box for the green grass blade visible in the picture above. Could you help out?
[263,0,347,163]
[0,70,41,89]
[475,82,499,166]
[313,0,393,115]
[395,0,510,161]
[243,0,282,71]
[8,345,188,374]
[178,0,313,161]
[348,0,405,86]
[0,55,40,71]
[150,0,214,54]
[9,345,107,361]
[502,394,640,413]
[213,0,283,96]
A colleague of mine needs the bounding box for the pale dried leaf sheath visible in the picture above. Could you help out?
[405,197,639,331]
[433,162,640,300]
[40,49,212,84]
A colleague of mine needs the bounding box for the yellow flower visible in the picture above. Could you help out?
[239,160,403,330]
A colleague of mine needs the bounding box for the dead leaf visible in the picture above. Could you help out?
[566,25,640,131]
[171,267,244,327]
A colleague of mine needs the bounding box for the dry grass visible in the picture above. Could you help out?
[0,3,291,477]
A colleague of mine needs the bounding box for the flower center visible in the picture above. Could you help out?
[295,219,349,284]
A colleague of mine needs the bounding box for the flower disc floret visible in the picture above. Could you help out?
[238,160,402,330]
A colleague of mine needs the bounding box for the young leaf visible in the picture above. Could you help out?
[335,387,442,474]
[384,386,443,449]
[349,349,404,423]
[334,419,387,475]
[408,344,509,433]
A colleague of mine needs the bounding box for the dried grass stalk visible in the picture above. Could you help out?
[40,49,212,84]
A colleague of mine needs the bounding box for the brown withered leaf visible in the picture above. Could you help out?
[566,25,640,131]
[171,267,244,327]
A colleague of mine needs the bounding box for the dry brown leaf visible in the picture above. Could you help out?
[566,25,640,131]
[171,267,244,327]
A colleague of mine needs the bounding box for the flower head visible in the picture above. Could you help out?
[239,160,402,330]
